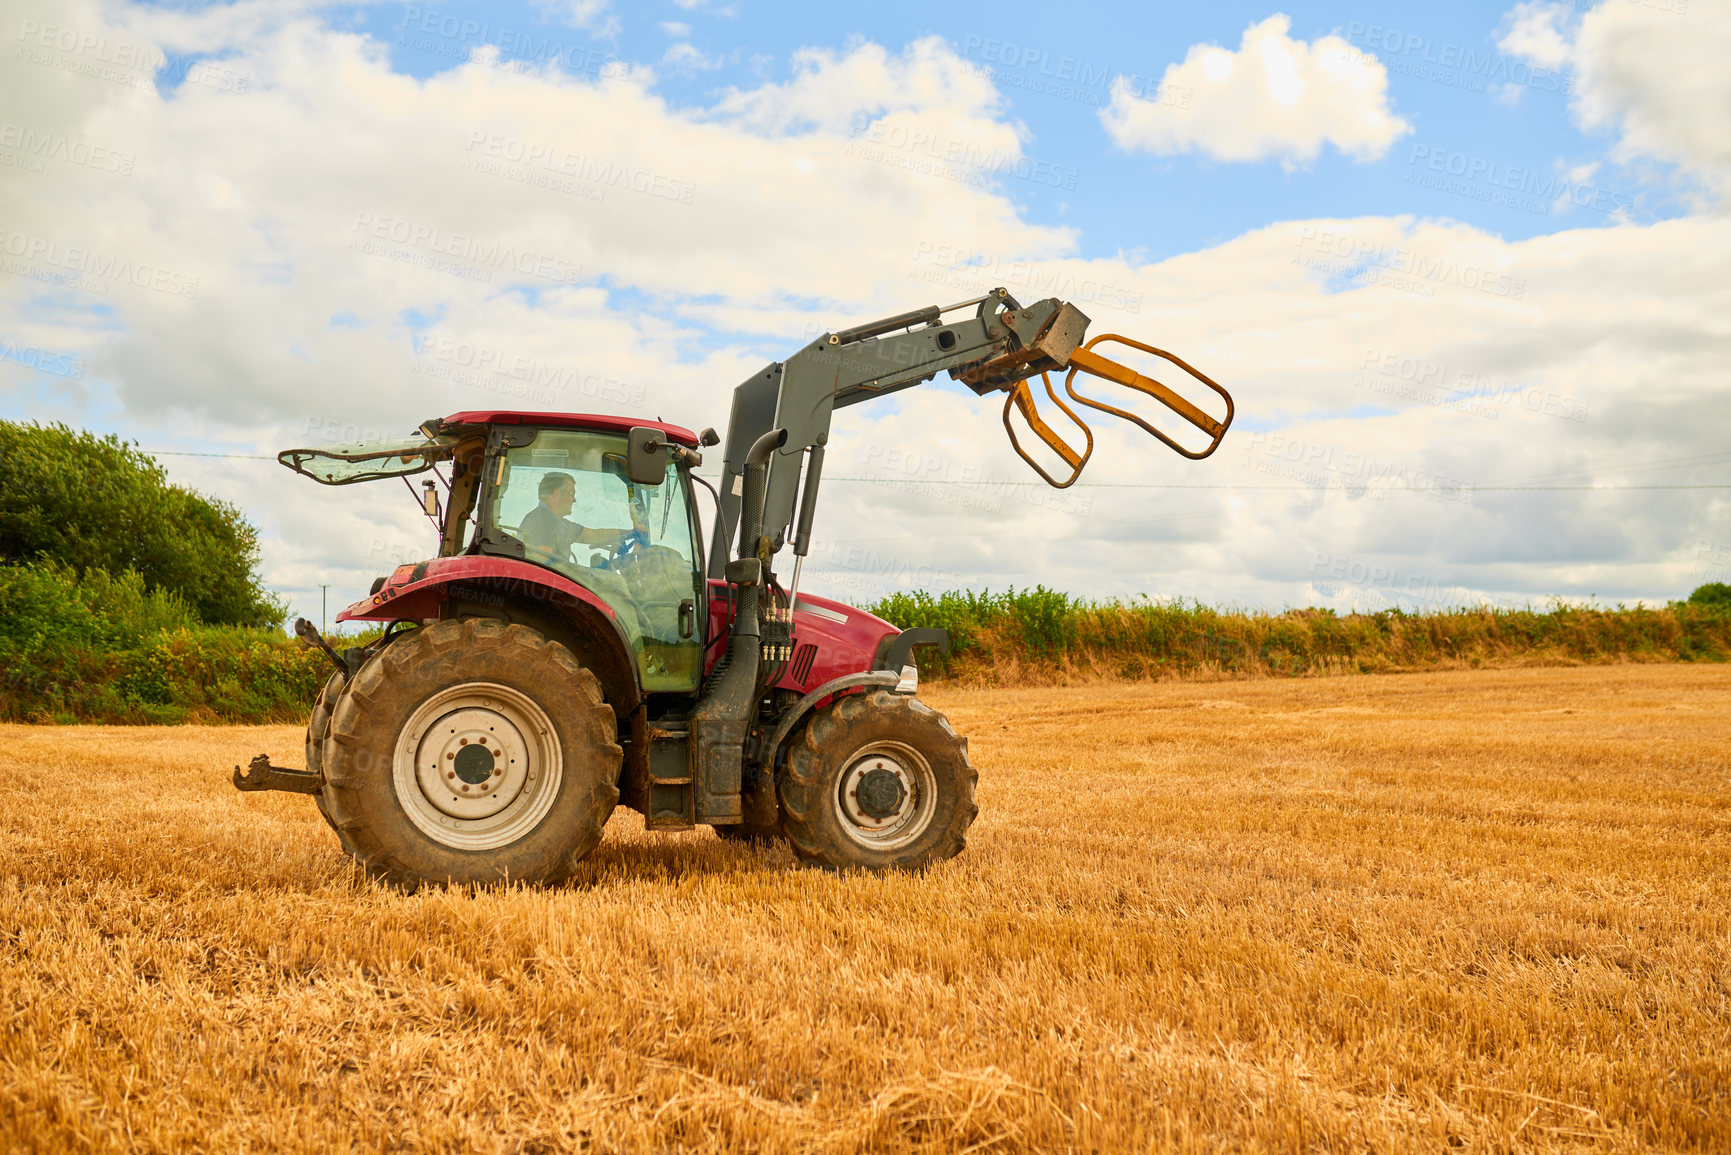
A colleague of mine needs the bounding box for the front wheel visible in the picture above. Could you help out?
[320,619,621,889]
[779,689,976,871]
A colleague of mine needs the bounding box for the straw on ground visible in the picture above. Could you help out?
[1,665,1726,1151]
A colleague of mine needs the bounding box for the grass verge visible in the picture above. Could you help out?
[868,587,1731,683]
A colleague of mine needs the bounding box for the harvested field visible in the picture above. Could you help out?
[1,665,1727,1152]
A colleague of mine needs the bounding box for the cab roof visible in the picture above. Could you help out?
[437,410,701,447]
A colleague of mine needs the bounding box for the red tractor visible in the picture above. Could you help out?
[235,289,1232,887]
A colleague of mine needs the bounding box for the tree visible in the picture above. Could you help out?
[1688,582,1731,610]
[0,421,286,627]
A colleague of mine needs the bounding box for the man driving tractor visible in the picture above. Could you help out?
[518,470,634,565]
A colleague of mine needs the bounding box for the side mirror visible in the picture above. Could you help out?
[626,427,669,486]
[698,427,720,448]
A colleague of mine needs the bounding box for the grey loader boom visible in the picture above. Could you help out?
[708,287,1233,582]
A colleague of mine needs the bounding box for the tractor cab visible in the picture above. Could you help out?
[281,411,711,692]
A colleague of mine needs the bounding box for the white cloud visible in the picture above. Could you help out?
[3,3,1729,620]
[661,22,692,38]
[1571,2,1731,192]
[1100,15,1410,164]
[711,36,1006,136]
[661,42,721,71]
[532,0,618,37]
[1496,1,1575,71]
[1497,1,1731,194]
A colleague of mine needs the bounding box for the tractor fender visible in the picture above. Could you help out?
[761,670,900,770]
[337,555,642,712]
[761,626,952,765]
[339,555,621,627]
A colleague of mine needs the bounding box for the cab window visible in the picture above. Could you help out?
[485,429,702,692]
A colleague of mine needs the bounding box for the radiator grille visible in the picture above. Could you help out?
[790,643,817,685]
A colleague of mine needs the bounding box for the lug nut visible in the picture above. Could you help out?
[446,771,455,780]
[459,738,468,745]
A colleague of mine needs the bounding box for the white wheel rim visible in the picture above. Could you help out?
[392,682,563,851]
[834,740,937,851]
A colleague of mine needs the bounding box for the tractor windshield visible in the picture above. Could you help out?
[484,429,703,693]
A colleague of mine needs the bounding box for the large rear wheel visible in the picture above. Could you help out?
[321,619,621,889]
[306,668,352,851]
[779,689,975,871]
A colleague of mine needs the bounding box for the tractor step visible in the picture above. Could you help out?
[645,726,696,830]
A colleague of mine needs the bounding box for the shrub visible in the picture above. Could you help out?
[0,562,326,723]
[864,592,1731,683]
[0,421,285,626]
[1687,582,1731,610]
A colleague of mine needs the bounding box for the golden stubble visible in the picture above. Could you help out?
[1,665,1726,1153]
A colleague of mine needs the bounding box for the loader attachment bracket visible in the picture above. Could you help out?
[1063,334,1234,461]
[1002,373,1095,489]
[959,302,1233,483]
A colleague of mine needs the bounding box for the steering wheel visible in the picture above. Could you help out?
[600,528,648,568]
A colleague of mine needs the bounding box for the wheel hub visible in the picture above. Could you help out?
[453,742,495,784]
[837,744,932,848]
[414,707,534,821]
[853,767,907,819]
[393,685,562,850]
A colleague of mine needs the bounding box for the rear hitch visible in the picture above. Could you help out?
[232,753,325,795]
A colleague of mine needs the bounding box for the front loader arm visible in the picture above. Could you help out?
[707,287,1233,576]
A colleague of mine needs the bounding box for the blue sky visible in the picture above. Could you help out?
[331,0,1687,253]
[2,0,1726,622]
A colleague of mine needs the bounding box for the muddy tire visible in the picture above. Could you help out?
[306,668,353,849]
[320,619,621,889]
[779,689,975,871]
